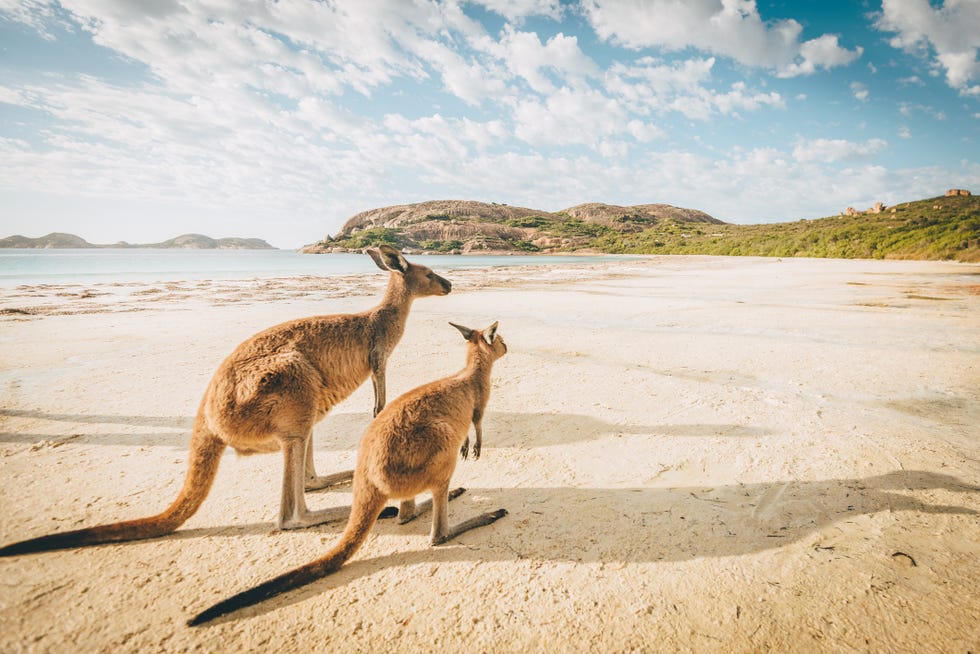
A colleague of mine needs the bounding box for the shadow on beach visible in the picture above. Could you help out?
[0,409,770,449]
[1,407,975,625]
[161,470,977,624]
[4,409,976,626]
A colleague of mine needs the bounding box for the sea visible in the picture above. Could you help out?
[0,249,636,287]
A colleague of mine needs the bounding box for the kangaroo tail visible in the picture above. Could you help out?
[0,422,226,557]
[188,481,387,627]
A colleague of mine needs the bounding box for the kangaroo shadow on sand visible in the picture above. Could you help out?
[0,409,192,447]
[0,409,770,449]
[184,469,977,625]
[5,409,975,626]
[0,409,190,429]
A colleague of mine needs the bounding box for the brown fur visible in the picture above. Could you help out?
[187,321,508,626]
[0,246,451,557]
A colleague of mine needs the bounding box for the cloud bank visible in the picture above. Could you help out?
[0,1,974,246]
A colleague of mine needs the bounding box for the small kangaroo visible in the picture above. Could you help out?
[188,321,508,626]
[0,245,451,557]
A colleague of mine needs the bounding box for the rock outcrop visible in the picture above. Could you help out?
[337,200,546,234]
[946,189,972,197]
[842,202,887,216]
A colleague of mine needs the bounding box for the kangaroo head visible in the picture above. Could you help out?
[449,320,507,360]
[367,244,452,297]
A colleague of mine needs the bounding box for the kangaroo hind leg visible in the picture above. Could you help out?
[395,488,467,525]
[279,435,350,530]
[303,436,354,492]
[429,483,506,546]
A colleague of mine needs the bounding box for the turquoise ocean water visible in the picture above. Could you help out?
[0,249,633,287]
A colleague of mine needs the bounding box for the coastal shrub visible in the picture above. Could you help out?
[544,219,615,239]
[585,196,978,261]
[506,215,551,228]
[334,227,405,249]
[510,239,541,252]
[418,239,464,252]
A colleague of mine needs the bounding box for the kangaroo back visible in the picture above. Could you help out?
[188,477,387,626]
[0,422,226,557]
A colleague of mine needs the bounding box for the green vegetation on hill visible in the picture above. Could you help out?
[596,195,979,262]
[315,195,979,262]
[331,227,405,250]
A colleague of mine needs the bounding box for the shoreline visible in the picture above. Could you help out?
[3,254,976,319]
[0,256,655,318]
[1,255,977,652]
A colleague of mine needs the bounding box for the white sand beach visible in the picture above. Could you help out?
[0,255,977,653]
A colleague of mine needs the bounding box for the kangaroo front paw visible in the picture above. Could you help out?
[460,438,470,460]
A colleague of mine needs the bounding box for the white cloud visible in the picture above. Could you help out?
[899,126,912,139]
[582,0,861,77]
[0,71,386,216]
[0,0,971,248]
[623,148,977,223]
[792,138,888,164]
[605,57,783,120]
[467,0,562,21]
[0,0,69,39]
[606,57,714,107]
[875,0,980,95]
[779,34,864,77]
[627,119,666,143]
[898,102,947,120]
[381,113,508,165]
[709,81,784,115]
[850,81,870,101]
[29,0,507,104]
[410,38,508,105]
[512,87,629,148]
[484,28,599,94]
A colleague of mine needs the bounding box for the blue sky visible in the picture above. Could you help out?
[1,0,978,248]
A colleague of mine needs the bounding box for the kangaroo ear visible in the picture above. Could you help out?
[366,247,388,271]
[483,321,499,345]
[449,322,475,341]
[376,244,408,273]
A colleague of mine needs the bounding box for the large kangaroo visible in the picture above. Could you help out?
[188,321,508,626]
[0,245,451,556]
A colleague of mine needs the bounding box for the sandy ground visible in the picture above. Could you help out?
[0,255,977,653]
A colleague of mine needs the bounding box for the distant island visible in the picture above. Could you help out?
[301,190,978,262]
[0,233,276,250]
